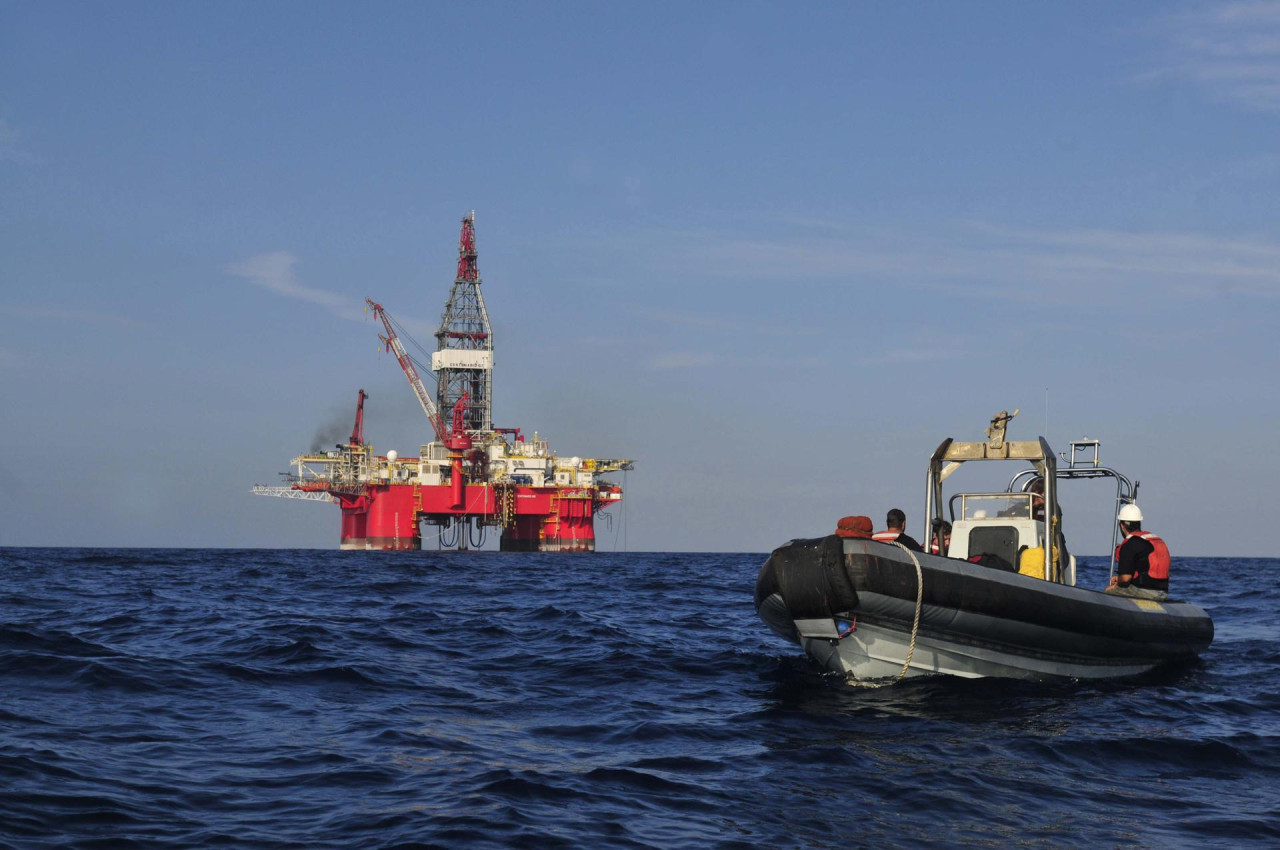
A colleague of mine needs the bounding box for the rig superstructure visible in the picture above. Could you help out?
[253,213,633,551]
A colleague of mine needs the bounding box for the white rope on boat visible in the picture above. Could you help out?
[848,541,924,689]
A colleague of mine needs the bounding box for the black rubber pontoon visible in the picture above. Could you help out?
[756,535,1213,680]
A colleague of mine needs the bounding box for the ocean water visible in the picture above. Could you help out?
[1,548,1277,849]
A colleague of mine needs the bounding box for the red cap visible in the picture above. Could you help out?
[835,515,874,539]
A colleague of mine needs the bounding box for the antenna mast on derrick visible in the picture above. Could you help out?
[433,211,493,432]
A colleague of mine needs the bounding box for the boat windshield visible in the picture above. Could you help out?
[955,493,1035,520]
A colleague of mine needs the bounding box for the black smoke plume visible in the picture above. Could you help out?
[310,406,356,453]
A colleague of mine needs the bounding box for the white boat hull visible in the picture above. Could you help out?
[802,617,1158,681]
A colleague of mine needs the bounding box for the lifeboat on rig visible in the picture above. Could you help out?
[754,410,1214,682]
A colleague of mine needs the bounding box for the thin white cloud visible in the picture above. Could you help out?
[1146,1,1280,110]
[855,331,977,366]
[650,352,720,370]
[642,309,732,330]
[0,305,144,327]
[648,350,825,371]
[227,252,360,319]
[965,223,1280,299]
[639,308,822,338]
[0,119,34,164]
[653,221,1280,303]
[227,251,440,346]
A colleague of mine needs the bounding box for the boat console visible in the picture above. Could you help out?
[944,491,1076,586]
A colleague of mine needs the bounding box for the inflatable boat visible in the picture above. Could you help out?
[754,411,1214,682]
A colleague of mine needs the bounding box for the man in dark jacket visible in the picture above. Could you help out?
[873,508,923,552]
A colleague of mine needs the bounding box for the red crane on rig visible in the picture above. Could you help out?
[349,389,367,446]
[366,299,447,442]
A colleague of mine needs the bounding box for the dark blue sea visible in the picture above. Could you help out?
[1,549,1276,848]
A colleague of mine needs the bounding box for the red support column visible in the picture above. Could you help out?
[339,496,370,550]
[541,494,597,553]
[363,486,421,550]
[499,515,544,551]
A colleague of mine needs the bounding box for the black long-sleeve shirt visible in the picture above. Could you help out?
[894,532,924,552]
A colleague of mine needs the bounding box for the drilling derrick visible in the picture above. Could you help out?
[433,212,493,433]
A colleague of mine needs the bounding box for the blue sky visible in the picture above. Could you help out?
[2,2,1278,556]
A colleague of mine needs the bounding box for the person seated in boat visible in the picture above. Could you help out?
[873,508,923,551]
[1022,477,1071,567]
[995,478,1046,518]
[1028,477,1047,521]
[996,500,1030,518]
[1105,504,1170,601]
[929,520,952,555]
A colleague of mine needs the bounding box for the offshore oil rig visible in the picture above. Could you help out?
[252,213,633,551]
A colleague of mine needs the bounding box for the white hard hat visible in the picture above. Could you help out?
[1117,503,1143,522]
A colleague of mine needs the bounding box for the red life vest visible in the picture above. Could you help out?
[1114,531,1170,581]
[1138,532,1170,580]
[872,530,901,544]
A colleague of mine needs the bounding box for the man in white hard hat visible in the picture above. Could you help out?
[1105,503,1171,601]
